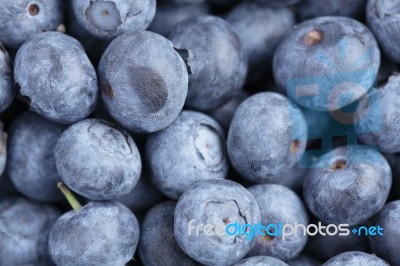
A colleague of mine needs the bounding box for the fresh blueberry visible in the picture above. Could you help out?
[0,197,60,265]
[0,0,64,49]
[234,256,289,266]
[369,200,400,266]
[7,112,64,202]
[322,251,389,266]
[71,0,156,40]
[273,16,380,111]
[226,2,295,84]
[227,92,307,183]
[139,201,201,266]
[288,254,321,266]
[174,179,261,266]
[14,32,98,124]
[98,30,188,133]
[168,15,248,111]
[303,145,392,225]
[247,184,309,261]
[146,110,228,199]
[296,0,366,20]
[0,44,15,112]
[49,201,139,266]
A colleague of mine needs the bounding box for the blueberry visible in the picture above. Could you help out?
[49,201,139,266]
[367,0,400,63]
[226,3,295,84]
[7,112,65,202]
[0,44,15,112]
[369,200,400,266]
[288,254,321,266]
[98,30,188,133]
[234,256,289,266]
[139,201,201,266]
[71,0,156,40]
[146,110,228,199]
[14,32,98,124]
[0,0,64,49]
[227,92,307,183]
[168,15,248,111]
[247,184,309,261]
[303,145,392,225]
[322,251,389,266]
[296,0,366,20]
[273,16,380,111]
[0,197,60,265]
[174,179,261,266]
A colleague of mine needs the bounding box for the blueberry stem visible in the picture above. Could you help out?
[57,182,81,211]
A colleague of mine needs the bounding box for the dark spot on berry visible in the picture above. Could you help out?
[304,30,322,46]
[28,4,39,16]
[290,139,300,153]
[331,159,347,170]
[105,82,114,99]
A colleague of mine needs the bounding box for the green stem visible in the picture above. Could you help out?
[58,182,81,211]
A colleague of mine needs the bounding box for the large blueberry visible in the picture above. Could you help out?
[273,16,380,111]
[168,15,248,111]
[174,179,260,266]
[146,111,228,199]
[98,30,188,133]
[0,44,15,112]
[48,201,139,266]
[227,92,307,183]
[7,112,64,202]
[55,119,141,200]
[322,251,389,266]
[14,32,98,124]
[296,0,366,20]
[0,198,60,265]
[234,256,289,266]
[303,145,392,225]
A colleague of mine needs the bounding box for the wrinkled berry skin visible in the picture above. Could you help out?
[55,119,141,200]
[71,0,155,40]
[247,184,309,261]
[174,179,261,266]
[49,201,139,266]
[14,32,98,124]
[7,112,64,202]
[355,75,400,153]
[0,198,60,266]
[369,201,400,266]
[227,92,307,183]
[322,251,390,266]
[296,0,366,20]
[139,201,200,266]
[98,30,188,133]
[273,16,380,111]
[146,111,228,199]
[234,256,289,266]
[367,0,400,63]
[303,145,392,226]
[168,15,248,111]
[0,44,15,112]
[0,0,64,49]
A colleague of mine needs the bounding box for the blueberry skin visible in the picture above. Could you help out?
[98,30,188,133]
[168,15,248,111]
[49,201,139,266]
[273,16,380,111]
[227,92,307,183]
[355,74,400,153]
[296,0,366,20]
[367,0,400,63]
[55,118,141,200]
[71,0,156,40]
[146,111,228,199]
[226,3,295,84]
[174,179,261,266]
[247,184,309,261]
[369,201,400,266]
[0,44,15,112]
[287,255,320,266]
[303,145,392,226]
[0,198,60,265]
[322,251,389,266]
[7,112,64,202]
[0,0,64,49]
[139,201,200,266]
[234,256,289,266]
[14,32,98,124]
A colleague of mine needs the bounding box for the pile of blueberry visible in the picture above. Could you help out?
[1,0,400,265]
